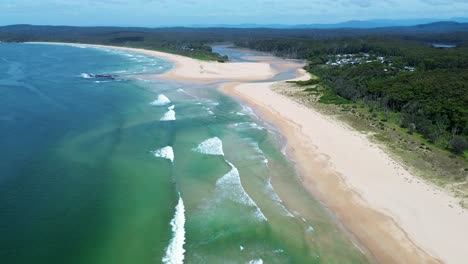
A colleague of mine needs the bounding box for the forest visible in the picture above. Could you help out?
[234,32,468,155]
[1,23,467,154]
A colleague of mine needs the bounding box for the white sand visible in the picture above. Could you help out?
[29,42,275,82]
[32,42,467,263]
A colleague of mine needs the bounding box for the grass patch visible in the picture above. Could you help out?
[190,53,225,61]
[304,87,319,92]
[287,78,320,86]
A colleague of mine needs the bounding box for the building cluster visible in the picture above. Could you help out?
[326,53,416,72]
[326,53,385,66]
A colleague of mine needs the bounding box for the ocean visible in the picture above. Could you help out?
[0,43,368,264]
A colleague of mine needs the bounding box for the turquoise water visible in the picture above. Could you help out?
[0,44,368,264]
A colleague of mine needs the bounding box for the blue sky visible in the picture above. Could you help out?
[1,0,468,26]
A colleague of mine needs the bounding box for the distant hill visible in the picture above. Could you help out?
[1,21,468,47]
[188,18,468,29]
[367,22,468,33]
[1,21,468,38]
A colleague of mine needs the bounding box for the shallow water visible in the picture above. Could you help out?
[0,43,368,263]
[212,44,301,82]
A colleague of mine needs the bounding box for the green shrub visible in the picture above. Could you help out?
[450,136,468,155]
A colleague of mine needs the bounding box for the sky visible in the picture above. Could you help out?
[1,0,468,27]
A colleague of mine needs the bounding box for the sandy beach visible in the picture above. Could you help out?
[34,42,468,263]
[222,73,468,263]
[31,42,276,82]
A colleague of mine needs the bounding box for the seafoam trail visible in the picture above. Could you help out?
[193,137,267,221]
[265,178,294,217]
[194,137,267,221]
[216,161,268,221]
[162,195,186,264]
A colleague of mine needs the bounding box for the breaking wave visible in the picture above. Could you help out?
[161,105,176,121]
[151,94,171,106]
[193,137,224,156]
[151,146,174,163]
[216,161,267,221]
[162,195,186,264]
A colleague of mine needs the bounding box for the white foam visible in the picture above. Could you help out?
[168,105,175,110]
[241,105,259,118]
[151,94,171,106]
[80,73,93,79]
[151,146,174,163]
[248,123,263,130]
[203,106,215,115]
[266,178,294,217]
[240,245,245,251]
[216,161,267,221]
[231,122,264,131]
[162,196,186,264]
[248,259,263,264]
[161,110,176,121]
[306,225,314,232]
[193,137,224,156]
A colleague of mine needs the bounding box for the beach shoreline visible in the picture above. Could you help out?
[221,73,468,264]
[28,42,277,83]
[31,42,467,263]
[220,79,437,264]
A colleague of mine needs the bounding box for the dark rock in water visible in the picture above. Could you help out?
[82,73,117,80]
[92,74,117,80]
